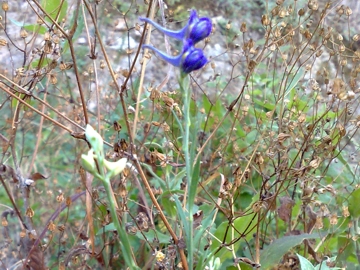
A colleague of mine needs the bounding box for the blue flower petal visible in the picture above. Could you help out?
[180,40,208,74]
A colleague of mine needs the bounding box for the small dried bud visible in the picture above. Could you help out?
[2,2,9,12]
[330,213,338,225]
[260,15,269,27]
[52,35,60,44]
[100,60,105,69]
[353,34,360,42]
[337,34,343,41]
[298,8,305,16]
[44,32,51,41]
[314,216,323,229]
[113,121,122,132]
[274,27,282,38]
[0,38,7,46]
[342,206,350,217]
[50,74,57,85]
[345,7,352,16]
[279,8,287,18]
[20,29,28,39]
[337,6,344,16]
[240,22,247,33]
[271,6,280,16]
[26,207,35,218]
[315,49,323,57]
[340,59,347,66]
[308,1,319,11]
[338,43,345,52]
[288,5,293,14]
[57,192,64,202]
[277,133,291,143]
[48,221,56,232]
[309,156,321,169]
[37,17,44,25]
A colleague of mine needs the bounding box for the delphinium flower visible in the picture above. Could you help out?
[140,9,212,75]
[142,39,208,75]
[139,10,212,44]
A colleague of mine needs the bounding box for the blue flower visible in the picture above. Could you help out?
[140,10,212,44]
[143,39,208,74]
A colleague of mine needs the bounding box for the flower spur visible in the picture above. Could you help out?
[139,9,212,44]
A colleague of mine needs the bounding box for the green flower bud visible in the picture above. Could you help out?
[81,149,96,173]
[85,124,104,156]
[104,158,127,178]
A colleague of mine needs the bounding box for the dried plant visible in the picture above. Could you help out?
[1,0,360,269]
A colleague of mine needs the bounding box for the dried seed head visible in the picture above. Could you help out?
[342,206,350,217]
[337,6,344,16]
[100,60,105,69]
[2,2,9,12]
[337,34,343,41]
[309,156,321,169]
[261,14,270,26]
[352,34,359,42]
[277,133,291,143]
[276,0,284,5]
[288,5,293,14]
[308,0,319,11]
[113,121,122,132]
[48,221,56,232]
[56,192,64,202]
[279,8,287,18]
[315,49,323,57]
[26,207,35,218]
[345,6,352,16]
[44,32,51,41]
[20,28,28,39]
[0,38,7,46]
[271,6,280,16]
[240,22,247,33]
[298,8,305,16]
[340,59,347,66]
[50,74,57,85]
[314,216,323,229]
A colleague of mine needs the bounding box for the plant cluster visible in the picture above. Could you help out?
[1,0,360,269]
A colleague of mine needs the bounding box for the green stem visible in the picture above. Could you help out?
[103,177,139,270]
[180,76,194,268]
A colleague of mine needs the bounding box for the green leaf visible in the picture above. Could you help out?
[41,0,68,23]
[260,233,326,269]
[8,18,47,34]
[161,193,177,218]
[297,253,315,270]
[135,230,169,244]
[348,188,360,218]
[211,196,258,263]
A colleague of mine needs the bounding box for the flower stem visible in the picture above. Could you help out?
[103,177,139,270]
[180,75,194,268]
